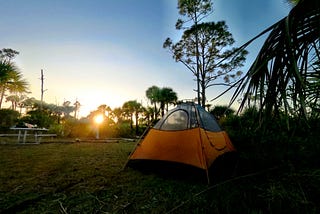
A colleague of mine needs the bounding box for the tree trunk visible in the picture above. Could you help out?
[0,86,5,109]
[153,103,156,119]
[130,114,133,130]
[200,76,206,108]
[160,103,165,117]
[194,15,201,106]
[135,112,139,136]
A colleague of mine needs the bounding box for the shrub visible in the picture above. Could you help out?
[0,109,19,131]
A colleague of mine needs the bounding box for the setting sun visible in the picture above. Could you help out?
[94,114,104,124]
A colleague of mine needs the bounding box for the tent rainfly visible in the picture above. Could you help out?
[126,102,236,182]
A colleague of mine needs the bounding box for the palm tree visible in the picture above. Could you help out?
[0,61,22,108]
[144,106,156,125]
[0,48,29,109]
[5,95,20,110]
[7,71,29,108]
[0,61,13,108]
[228,0,319,126]
[16,94,28,114]
[210,105,235,120]
[61,101,75,117]
[146,86,178,118]
[73,100,81,119]
[21,97,37,113]
[146,86,161,119]
[158,87,178,117]
[111,107,124,124]
[122,100,143,135]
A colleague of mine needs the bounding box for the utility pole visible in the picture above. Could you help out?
[73,99,81,119]
[40,69,47,110]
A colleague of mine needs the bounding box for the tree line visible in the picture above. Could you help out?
[0,78,179,138]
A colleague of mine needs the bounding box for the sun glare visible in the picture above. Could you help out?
[94,114,104,124]
[74,90,129,118]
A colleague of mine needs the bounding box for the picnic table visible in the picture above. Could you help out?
[10,127,51,144]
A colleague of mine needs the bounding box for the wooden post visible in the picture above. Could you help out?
[40,69,44,110]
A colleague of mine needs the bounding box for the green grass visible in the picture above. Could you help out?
[0,142,319,213]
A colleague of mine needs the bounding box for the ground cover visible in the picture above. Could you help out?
[0,142,319,213]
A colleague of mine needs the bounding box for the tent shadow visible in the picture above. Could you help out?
[208,152,239,184]
[127,160,209,184]
[127,152,238,184]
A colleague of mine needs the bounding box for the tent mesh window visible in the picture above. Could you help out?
[153,102,221,132]
[196,106,222,132]
[154,103,195,131]
[159,109,189,130]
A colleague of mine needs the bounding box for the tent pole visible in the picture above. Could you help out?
[199,129,210,184]
[205,168,210,185]
[194,103,211,184]
[122,124,152,170]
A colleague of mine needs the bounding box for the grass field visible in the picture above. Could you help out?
[0,142,319,213]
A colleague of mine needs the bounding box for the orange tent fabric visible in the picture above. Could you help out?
[129,128,235,170]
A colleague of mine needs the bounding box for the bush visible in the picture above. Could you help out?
[60,117,91,138]
[114,121,134,138]
[221,107,320,172]
[0,109,19,132]
[19,110,54,128]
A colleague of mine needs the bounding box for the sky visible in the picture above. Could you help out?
[0,0,291,117]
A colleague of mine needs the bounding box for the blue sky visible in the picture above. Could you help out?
[0,0,291,116]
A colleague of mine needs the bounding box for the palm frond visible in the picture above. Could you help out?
[230,0,320,124]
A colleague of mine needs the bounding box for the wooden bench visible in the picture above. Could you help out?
[0,134,20,137]
[6,128,55,144]
[34,134,57,143]
[35,134,57,137]
[1,132,57,144]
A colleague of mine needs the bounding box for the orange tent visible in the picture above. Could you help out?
[126,102,236,182]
